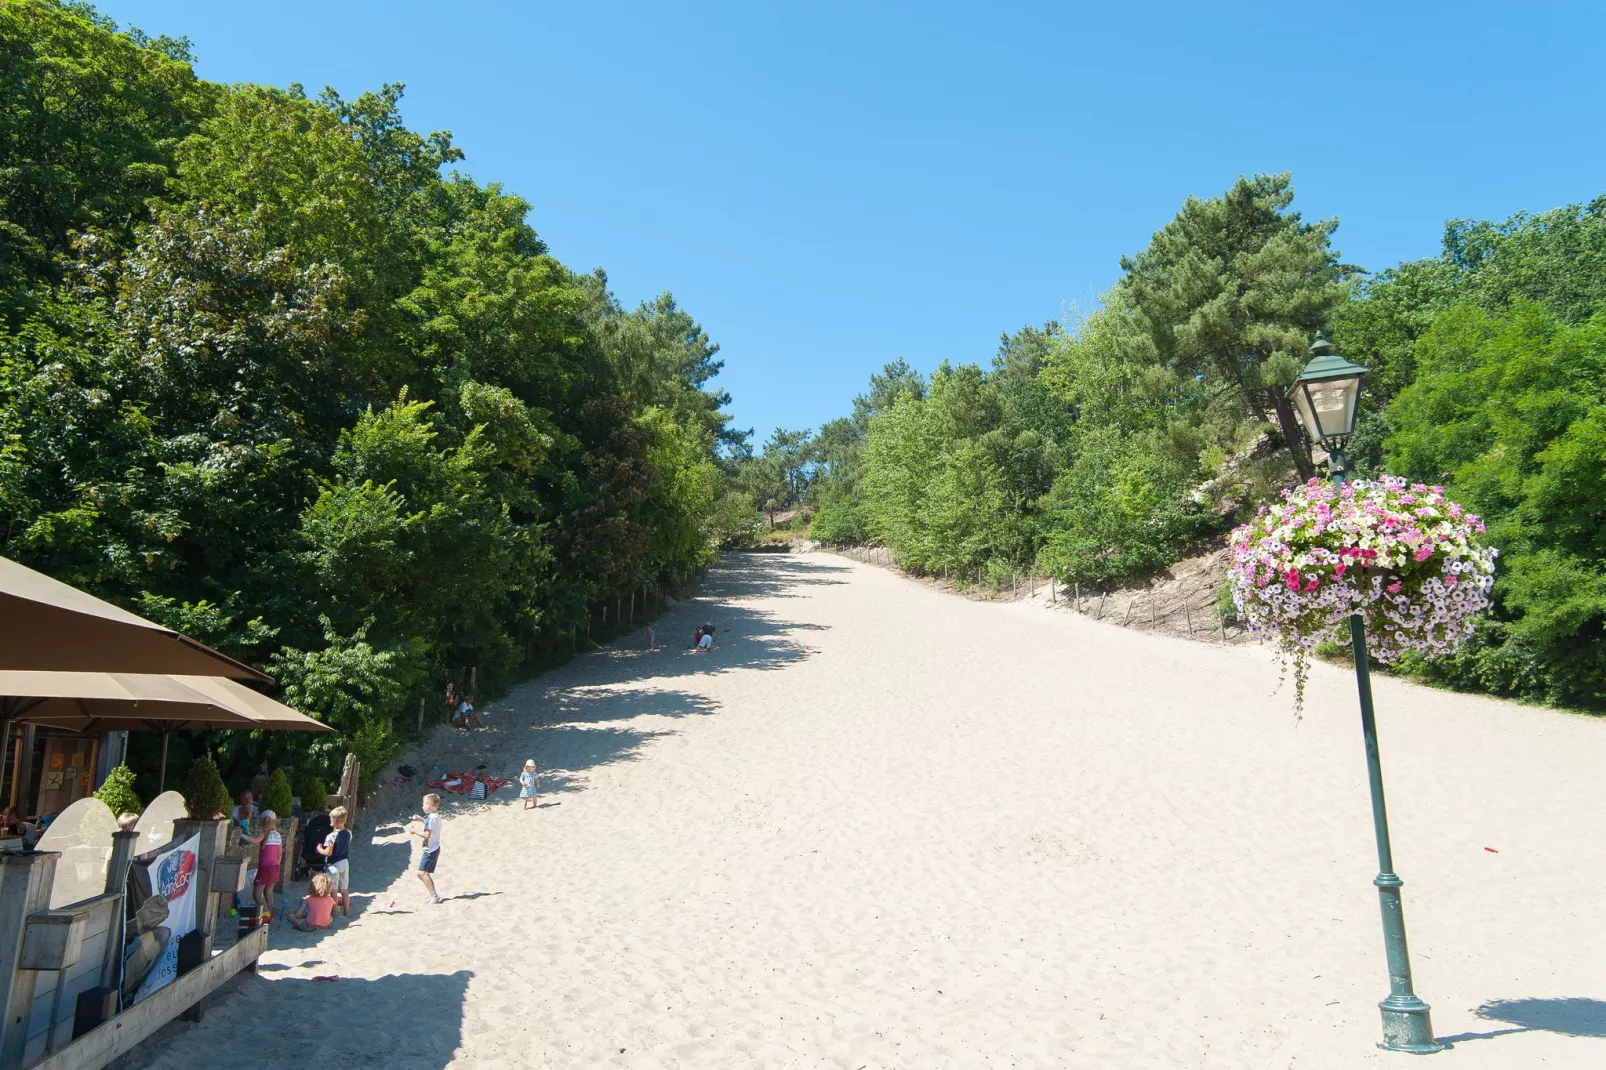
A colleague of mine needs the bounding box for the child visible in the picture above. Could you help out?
[116,812,139,831]
[518,759,539,810]
[409,793,443,903]
[241,810,281,915]
[318,806,353,917]
[291,871,337,932]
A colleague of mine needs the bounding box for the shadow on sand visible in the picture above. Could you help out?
[1438,997,1606,1047]
[115,970,473,1070]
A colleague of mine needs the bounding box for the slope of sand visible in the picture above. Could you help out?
[119,553,1606,1068]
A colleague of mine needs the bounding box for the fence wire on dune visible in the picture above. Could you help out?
[830,543,1258,645]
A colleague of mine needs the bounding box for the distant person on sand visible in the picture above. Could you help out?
[452,695,486,729]
[411,793,444,903]
[319,805,353,917]
[519,759,539,810]
[291,871,337,932]
[697,627,714,652]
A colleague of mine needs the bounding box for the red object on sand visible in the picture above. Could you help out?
[426,770,511,795]
[1484,847,1498,853]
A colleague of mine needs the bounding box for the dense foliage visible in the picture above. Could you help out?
[806,176,1606,712]
[1321,197,1606,707]
[0,2,734,793]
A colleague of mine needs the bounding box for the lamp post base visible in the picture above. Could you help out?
[1378,995,1444,1054]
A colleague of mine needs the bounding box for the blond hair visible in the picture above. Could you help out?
[329,805,348,826]
[261,812,278,832]
[422,793,440,810]
[116,812,139,831]
[309,871,333,898]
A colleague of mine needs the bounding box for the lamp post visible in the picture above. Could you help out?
[1290,333,1443,1054]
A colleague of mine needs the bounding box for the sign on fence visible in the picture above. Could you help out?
[131,832,201,1004]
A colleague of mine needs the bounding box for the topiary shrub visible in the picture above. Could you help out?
[182,755,230,819]
[94,764,142,817]
[296,771,329,813]
[261,769,293,818]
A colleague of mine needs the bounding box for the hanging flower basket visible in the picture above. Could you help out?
[1227,476,1497,711]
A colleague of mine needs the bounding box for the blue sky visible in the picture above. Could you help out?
[108,1,1606,442]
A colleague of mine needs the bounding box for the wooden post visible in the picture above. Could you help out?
[1220,615,1227,644]
[1150,599,1157,627]
[417,698,425,738]
[1050,577,1056,603]
[1012,572,1017,600]
[1184,603,1193,636]
[470,666,477,694]
[0,851,58,1066]
[1122,598,1133,625]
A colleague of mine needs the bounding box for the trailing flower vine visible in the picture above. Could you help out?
[1227,476,1497,713]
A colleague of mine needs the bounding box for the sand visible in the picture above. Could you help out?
[117,552,1606,1068]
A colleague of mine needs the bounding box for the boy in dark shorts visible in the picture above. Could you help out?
[410,793,443,903]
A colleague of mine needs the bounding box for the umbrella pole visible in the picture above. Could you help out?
[158,731,170,793]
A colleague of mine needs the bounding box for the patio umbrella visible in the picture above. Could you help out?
[0,556,271,681]
[0,672,334,791]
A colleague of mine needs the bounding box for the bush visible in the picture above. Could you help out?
[810,501,869,546]
[182,755,230,820]
[297,771,330,812]
[94,764,142,817]
[261,768,294,817]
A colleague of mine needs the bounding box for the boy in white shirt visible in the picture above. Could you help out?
[410,793,444,903]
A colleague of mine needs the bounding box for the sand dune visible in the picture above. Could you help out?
[117,552,1606,1068]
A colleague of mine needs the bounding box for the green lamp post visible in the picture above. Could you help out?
[1290,333,1443,1054]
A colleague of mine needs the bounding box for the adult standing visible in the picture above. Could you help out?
[231,789,257,908]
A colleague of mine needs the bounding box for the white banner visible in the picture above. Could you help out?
[132,832,201,1004]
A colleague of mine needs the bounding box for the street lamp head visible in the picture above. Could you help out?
[1288,332,1368,444]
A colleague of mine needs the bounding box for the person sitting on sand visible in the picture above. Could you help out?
[696,628,713,652]
[291,871,337,931]
[451,695,486,729]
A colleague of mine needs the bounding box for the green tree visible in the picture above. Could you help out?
[182,753,230,819]
[94,764,142,816]
[1110,173,1353,479]
[1384,302,1606,707]
[260,768,293,817]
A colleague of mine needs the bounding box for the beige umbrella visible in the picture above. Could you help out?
[0,556,271,681]
[0,672,333,791]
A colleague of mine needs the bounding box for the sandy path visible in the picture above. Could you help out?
[120,552,1606,1068]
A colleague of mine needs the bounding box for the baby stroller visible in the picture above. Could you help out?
[296,810,333,881]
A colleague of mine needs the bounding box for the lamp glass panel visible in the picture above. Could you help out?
[1298,375,1361,441]
[1292,382,1320,442]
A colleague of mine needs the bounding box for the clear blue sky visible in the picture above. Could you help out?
[107,1,1606,442]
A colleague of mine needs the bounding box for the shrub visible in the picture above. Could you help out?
[94,764,142,817]
[182,755,230,820]
[297,771,330,812]
[261,768,294,817]
[810,501,869,546]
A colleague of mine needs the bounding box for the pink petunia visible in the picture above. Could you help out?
[1387,581,1403,594]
